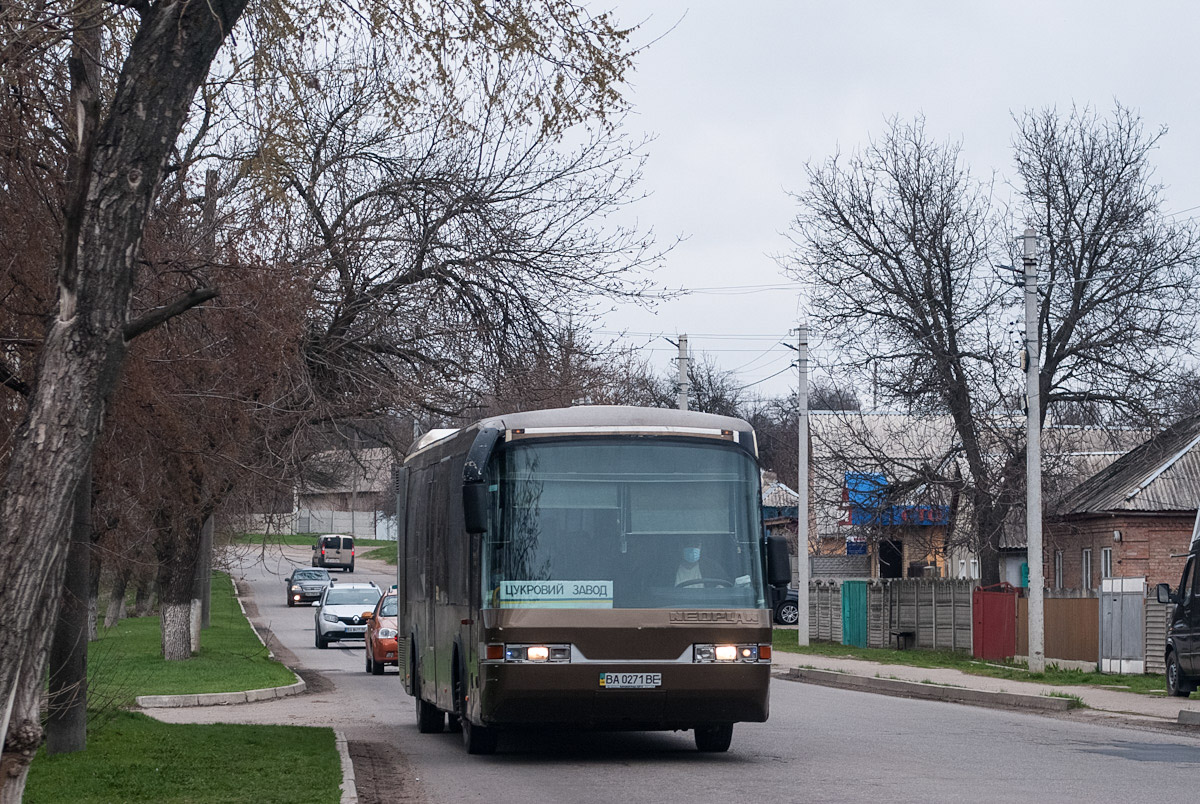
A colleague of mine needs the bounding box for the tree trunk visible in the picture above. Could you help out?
[197,515,214,629]
[87,548,100,642]
[104,567,130,628]
[46,461,92,755]
[0,0,249,794]
[158,512,204,660]
[134,580,154,617]
[160,602,193,662]
[974,495,1006,588]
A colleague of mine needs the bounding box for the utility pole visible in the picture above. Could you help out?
[677,334,690,411]
[796,325,810,645]
[1024,228,1045,672]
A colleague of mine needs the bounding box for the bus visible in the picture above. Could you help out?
[396,405,790,754]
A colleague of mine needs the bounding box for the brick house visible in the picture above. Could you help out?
[1047,415,1200,590]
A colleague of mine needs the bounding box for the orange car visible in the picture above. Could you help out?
[364,591,398,675]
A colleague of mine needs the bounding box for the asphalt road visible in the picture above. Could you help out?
[153,544,1200,803]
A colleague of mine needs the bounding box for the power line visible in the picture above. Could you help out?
[737,362,796,391]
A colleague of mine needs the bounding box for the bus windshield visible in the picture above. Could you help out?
[484,439,765,610]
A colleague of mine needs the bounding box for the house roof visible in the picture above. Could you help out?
[762,479,799,508]
[1056,415,1200,516]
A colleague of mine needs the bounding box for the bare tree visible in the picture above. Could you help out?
[785,108,1200,585]
[227,51,657,430]
[685,354,743,417]
[785,116,1014,581]
[1012,103,1200,426]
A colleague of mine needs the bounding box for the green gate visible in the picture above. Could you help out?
[841,580,868,648]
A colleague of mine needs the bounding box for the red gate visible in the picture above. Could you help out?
[972,583,1017,660]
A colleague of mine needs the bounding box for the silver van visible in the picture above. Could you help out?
[312,534,355,572]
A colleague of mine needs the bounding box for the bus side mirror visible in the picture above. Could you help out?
[766,535,791,587]
[1157,582,1175,605]
[463,483,488,534]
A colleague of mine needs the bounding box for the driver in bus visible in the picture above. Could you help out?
[674,538,729,587]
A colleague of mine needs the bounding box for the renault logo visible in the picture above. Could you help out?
[352,615,361,624]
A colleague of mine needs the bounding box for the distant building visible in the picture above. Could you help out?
[295,447,399,539]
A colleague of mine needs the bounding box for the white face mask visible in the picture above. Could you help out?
[682,547,701,564]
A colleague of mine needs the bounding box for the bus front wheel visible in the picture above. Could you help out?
[694,723,733,752]
[462,717,498,755]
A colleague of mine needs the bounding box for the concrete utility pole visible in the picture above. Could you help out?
[1024,228,1045,672]
[677,334,690,411]
[796,324,810,645]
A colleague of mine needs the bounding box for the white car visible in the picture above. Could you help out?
[314,582,382,649]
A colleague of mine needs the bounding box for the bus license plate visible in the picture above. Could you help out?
[601,672,661,689]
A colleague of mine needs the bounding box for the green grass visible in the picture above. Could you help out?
[231,532,396,549]
[1047,690,1086,708]
[772,629,1167,695]
[87,572,298,709]
[359,545,398,565]
[26,711,340,804]
[26,571,342,803]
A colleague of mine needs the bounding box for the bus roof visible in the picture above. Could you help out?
[405,406,758,463]
[479,405,752,433]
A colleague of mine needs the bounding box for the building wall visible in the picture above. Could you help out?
[1046,514,1194,589]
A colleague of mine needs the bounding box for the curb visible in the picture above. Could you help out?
[787,667,1075,712]
[232,576,275,660]
[136,576,305,709]
[335,730,358,804]
[137,679,307,709]
[1179,710,1200,726]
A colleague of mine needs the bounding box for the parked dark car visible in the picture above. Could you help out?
[770,585,799,626]
[1157,546,1200,696]
[285,567,332,607]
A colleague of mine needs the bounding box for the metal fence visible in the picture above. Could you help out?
[1144,600,1170,676]
[1016,595,1099,664]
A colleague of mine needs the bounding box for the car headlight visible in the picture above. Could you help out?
[322,613,339,623]
[290,585,301,591]
[378,628,398,639]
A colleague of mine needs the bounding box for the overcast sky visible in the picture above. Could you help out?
[595,0,1200,401]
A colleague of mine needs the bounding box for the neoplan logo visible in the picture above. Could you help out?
[668,611,758,624]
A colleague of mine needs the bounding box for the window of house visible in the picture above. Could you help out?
[1101,547,1113,579]
[1081,548,1092,590]
[969,558,979,579]
[1054,551,1063,589]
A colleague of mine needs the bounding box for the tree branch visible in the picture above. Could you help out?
[123,287,220,342]
[106,0,151,16]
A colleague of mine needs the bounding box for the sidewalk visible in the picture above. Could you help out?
[771,648,1200,728]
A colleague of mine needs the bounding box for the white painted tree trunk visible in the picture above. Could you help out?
[190,599,202,654]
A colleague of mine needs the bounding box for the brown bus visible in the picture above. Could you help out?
[396,406,790,754]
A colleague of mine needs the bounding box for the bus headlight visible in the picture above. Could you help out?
[693,643,767,663]
[495,643,571,663]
